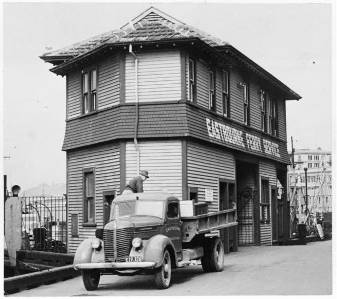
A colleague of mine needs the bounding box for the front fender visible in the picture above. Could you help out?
[73,238,104,267]
[143,234,177,268]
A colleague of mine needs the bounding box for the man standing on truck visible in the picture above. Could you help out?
[123,170,149,194]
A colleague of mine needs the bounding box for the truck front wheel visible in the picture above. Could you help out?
[82,270,100,291]
[201,237,225,272]
[154,249,172,289]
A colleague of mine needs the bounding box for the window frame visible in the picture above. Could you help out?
[82,167,96,226]
[260,177,271,224]
[240,82,249,125]
[209,69,216,111]
[189,186,198,202]
[188,58,196,103]
[82,67,98,115]
[222,70,230,117]
[219,178,236,211]
[260,89,267,132]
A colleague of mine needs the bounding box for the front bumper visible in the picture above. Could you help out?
[74,261,156,270]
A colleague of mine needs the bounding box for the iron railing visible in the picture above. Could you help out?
[21,196,67,253]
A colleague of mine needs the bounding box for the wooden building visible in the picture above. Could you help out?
[40,7,301,253]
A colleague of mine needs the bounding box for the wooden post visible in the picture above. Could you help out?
[5,197,22,266]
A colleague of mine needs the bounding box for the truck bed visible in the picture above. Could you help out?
[181,208,238,243]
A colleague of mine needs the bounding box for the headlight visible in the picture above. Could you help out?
[91,238,101,249]
[132,237,142,249]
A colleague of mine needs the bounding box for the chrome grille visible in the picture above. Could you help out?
[103,228,133,262]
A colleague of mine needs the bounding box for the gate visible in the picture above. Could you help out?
[21,196,67,253]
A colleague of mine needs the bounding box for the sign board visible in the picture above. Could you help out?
[206,117,281,158]
[205,188,214,202]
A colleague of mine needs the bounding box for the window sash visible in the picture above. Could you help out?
[209,71,215,110]
[90,69,97,91]
[244,104,248,125]
[189,59,195,83]
[242,83,248,104]
[82,69,97,114]
[222,70,228,94]
[260,90,265,112]
[223,93,229,117]
[84,171,95,224]
[260,179,270,223]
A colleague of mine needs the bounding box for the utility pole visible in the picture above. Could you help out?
[304,167,308,215]
[291,136,295,169]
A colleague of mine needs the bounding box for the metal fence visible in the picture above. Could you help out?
[21,196,67,253]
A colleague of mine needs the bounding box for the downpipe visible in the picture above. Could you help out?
[129,44,140,174]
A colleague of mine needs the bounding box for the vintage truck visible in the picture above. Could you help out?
[73,192,237,290]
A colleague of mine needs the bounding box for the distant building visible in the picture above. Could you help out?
[288,148,332,217]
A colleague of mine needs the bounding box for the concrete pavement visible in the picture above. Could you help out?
[9,240,332,296]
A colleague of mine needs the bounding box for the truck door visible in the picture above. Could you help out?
[165,201,182,256]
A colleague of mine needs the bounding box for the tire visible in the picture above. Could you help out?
[154,249,172,289]
[82,270,100,291]
[201,237,225,272]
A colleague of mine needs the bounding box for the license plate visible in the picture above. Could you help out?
[125,256,142,262]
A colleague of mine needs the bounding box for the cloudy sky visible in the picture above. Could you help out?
[3,1,333,191]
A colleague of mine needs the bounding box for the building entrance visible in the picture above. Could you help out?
[236,161,258,245]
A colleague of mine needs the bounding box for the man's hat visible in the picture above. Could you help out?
[140,170,149,178]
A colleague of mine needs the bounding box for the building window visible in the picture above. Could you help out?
[308,155,312,161]
[266,97,278,136]
[209,70,216,111]
[83,169,95,225]
[260,179,270,223]
[222,70,230,117]
[260,89,267,132]
[82,69,97,114]
[189,187,198,202]
[308,163,312,168]
[219,180,236,210]
[240,82,249,125]
[314,155,319,160]
[314,163,319,168]
[188,58,196,102]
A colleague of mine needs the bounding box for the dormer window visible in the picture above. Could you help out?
[209,70,216,111]
[188,58,196,102]
[82,69,97,114]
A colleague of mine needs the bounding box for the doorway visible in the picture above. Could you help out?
[236,161,258,245]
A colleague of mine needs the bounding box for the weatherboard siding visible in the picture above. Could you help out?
[278,100,287,141]
[187,141,236,212]
[125,50,181,103]
[66,54,120,120]
[249,79,262,131]
[66,72,81,119]
[229,70,245,124]
[67,143,120,253]
[125,141,183,199]
[196,59,210,109]
[97,55,120,109]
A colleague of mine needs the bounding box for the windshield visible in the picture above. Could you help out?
[110,200,164,220]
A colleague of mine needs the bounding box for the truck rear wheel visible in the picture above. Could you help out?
[201,237,225,272]
[82,270,100,291]
[154,249,172,289]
